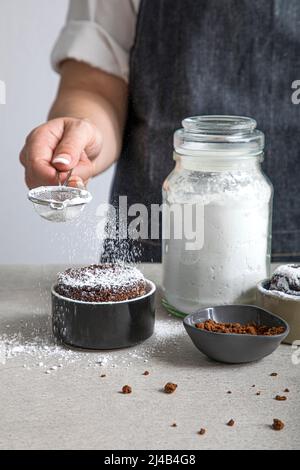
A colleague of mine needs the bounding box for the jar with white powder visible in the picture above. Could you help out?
[162,116,273,316]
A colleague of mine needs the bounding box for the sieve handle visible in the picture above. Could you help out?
[56,169,73,187]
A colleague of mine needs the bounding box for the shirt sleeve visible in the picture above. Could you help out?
[51,0,139,82]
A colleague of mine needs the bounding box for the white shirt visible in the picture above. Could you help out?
[51,0,141,83]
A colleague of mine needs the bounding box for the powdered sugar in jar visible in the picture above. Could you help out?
[162,116,273,316]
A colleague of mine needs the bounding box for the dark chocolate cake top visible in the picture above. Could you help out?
[57,264,145,291]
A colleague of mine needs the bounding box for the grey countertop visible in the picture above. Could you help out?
[0,264,299,450]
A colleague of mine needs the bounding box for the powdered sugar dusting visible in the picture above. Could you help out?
[0,316,184,371]
[57,264,145,290]
[270,264,300,297]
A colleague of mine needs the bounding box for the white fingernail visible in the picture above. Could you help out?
[52,155,70,165]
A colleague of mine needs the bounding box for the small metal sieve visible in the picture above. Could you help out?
[28,170,92,222]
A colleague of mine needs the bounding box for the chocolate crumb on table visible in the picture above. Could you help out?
[227,391,232,394]
[284,388,290,393]
[270,372,278,377]
[143,371,150,376]
[100,374,106,378]
[171,423,177,428]
[272,419,285,431]
[121,385,132,394]
[226,419,235,427]
[256,391,261,396]
[198,428,206,435]
[164,382,177,394]
[251,385,256,388]
[275,395,287,401]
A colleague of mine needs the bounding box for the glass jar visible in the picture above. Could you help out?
[162,116,273,316]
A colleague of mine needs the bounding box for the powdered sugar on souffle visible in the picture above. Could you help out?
[269,264,300,297]
[56,264,146,302]
[58,264,145,289]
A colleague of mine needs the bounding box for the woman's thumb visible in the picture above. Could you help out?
[51,120,92,171]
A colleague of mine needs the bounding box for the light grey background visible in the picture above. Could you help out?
[0,0,114,264]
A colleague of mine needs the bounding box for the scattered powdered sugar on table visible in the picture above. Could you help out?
[0,316,184,372]
[0,331,80,364]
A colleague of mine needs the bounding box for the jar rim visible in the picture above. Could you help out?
[182,115,257,135]
[175,115,264,156]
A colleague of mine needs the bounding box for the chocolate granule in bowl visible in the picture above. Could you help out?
[195,319,285,336]
[56,264,146,302]
[275,395,287,401]
[164,382,177,394]
[272,419,285,431]
[121,385,132,394]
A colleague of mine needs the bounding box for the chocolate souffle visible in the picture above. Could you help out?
[269,264,300,297]
[56,264,146,302]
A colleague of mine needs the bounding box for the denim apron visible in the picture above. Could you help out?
[109,0,300,262]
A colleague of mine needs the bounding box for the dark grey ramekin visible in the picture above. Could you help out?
[52,280,156,350]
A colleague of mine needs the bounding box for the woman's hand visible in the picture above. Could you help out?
[20,59,128,189]
[20,116,103,189]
